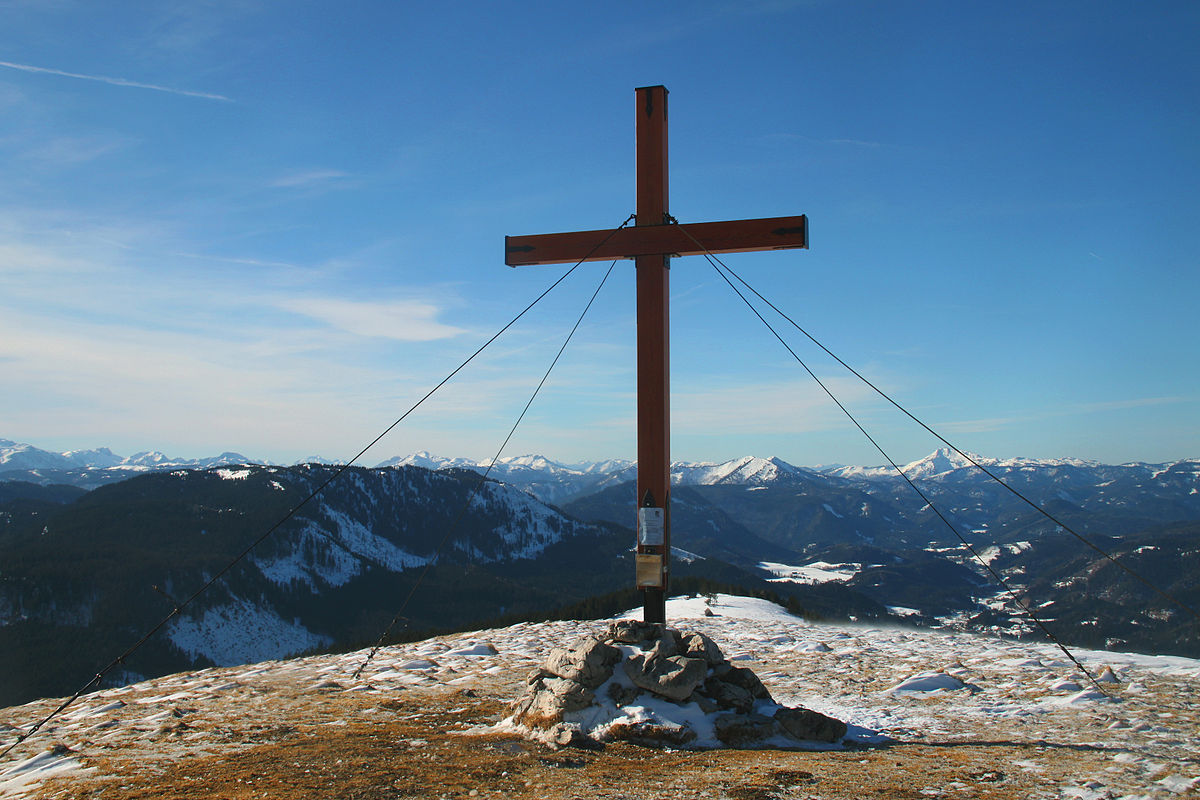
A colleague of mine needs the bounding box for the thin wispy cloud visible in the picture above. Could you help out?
[25,134,130,165]
[170,250,302,270]
[931,396,1192,435]
[0,59,231,102]
[932,415,1025,434]
[278,297,466,341]
[270,170,351,189]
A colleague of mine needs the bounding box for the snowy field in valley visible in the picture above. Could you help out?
[1,594,1198,799]
[757,561,869,584]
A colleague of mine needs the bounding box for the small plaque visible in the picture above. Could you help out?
[638,507,664,546]
[636,554,664,588]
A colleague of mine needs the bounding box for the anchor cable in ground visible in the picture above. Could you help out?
[352,259,620,679]
[682,231,1109,692]
[0,216,636,764]
[672,220,1200,626]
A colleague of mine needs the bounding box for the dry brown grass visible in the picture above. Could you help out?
[13,687,1151,800]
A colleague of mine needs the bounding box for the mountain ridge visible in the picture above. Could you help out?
[8,436,1197,486]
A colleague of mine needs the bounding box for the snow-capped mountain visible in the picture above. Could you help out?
[0,439,77,472]
[823,448,1106,480]
[292,455,345,466]
[9,435,1196,514]
[576,457,635,475]
[671,455,813,486]
[372,453,816,502]
[373,452,635,504]
[375,450,483,471]
[0,438,254,486]
[60,446,124,468]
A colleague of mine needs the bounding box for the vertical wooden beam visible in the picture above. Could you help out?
[635,85,670,624]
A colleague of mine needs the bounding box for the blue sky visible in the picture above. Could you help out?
[1,1,1197,467]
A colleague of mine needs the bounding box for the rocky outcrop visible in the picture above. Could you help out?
[508,621,847,750]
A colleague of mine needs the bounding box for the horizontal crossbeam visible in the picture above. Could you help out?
[505,215,807,267]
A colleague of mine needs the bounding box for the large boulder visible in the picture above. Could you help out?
[511,675,595,728]
[713,713,779,748]
[681,631,725,665]
[699,675,754,713]
[609,620,662,645]
[712,663,773,701]
[543,635,621,689]
[622,652,708,702]
[608,719,698,748]
[774,707,848,743]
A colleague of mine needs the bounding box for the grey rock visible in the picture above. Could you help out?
[541,676,595,712]
[718,665,773,701]
[526,666,552,685]
[544,635,621,689]
[548,724,604,750]
[607,720,698,748]
[623,653,708,701]
[774,706,848,743]
[608,620,662,645]
[699,677,754,713]
[511,688,560,728]
[681,631,726,665]
[647,628,682,659]
[606,682,641,707]
[713,713,780,748]
[512,676,594,728]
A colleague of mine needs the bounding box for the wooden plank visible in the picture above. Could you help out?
[504,215,808,266]
[635,85,671,625]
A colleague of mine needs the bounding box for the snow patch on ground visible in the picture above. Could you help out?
[5,592,1200,800]
[0,748,89,798]
[886,671,973,694]
[759,560,862,584]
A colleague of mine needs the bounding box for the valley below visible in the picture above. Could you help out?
[2,441,1198,711]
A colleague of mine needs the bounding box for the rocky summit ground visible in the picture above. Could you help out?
[1,595,1198,799]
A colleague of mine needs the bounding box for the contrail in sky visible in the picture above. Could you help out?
[0,60,232,102]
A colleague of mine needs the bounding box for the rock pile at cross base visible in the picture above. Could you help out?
[507,620,847,750]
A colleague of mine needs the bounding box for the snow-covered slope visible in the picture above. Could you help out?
[0,462,625,702]
[2,594,1197,799]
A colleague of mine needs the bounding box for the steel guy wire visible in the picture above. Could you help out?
[352,259,620,679]
[671,220,1199,626]
[680,229,1109,693]
[0,215,636,763]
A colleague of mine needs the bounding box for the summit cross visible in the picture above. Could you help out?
[504,85,808,623]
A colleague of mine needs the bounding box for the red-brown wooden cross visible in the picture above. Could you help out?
[505,85,807,623]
